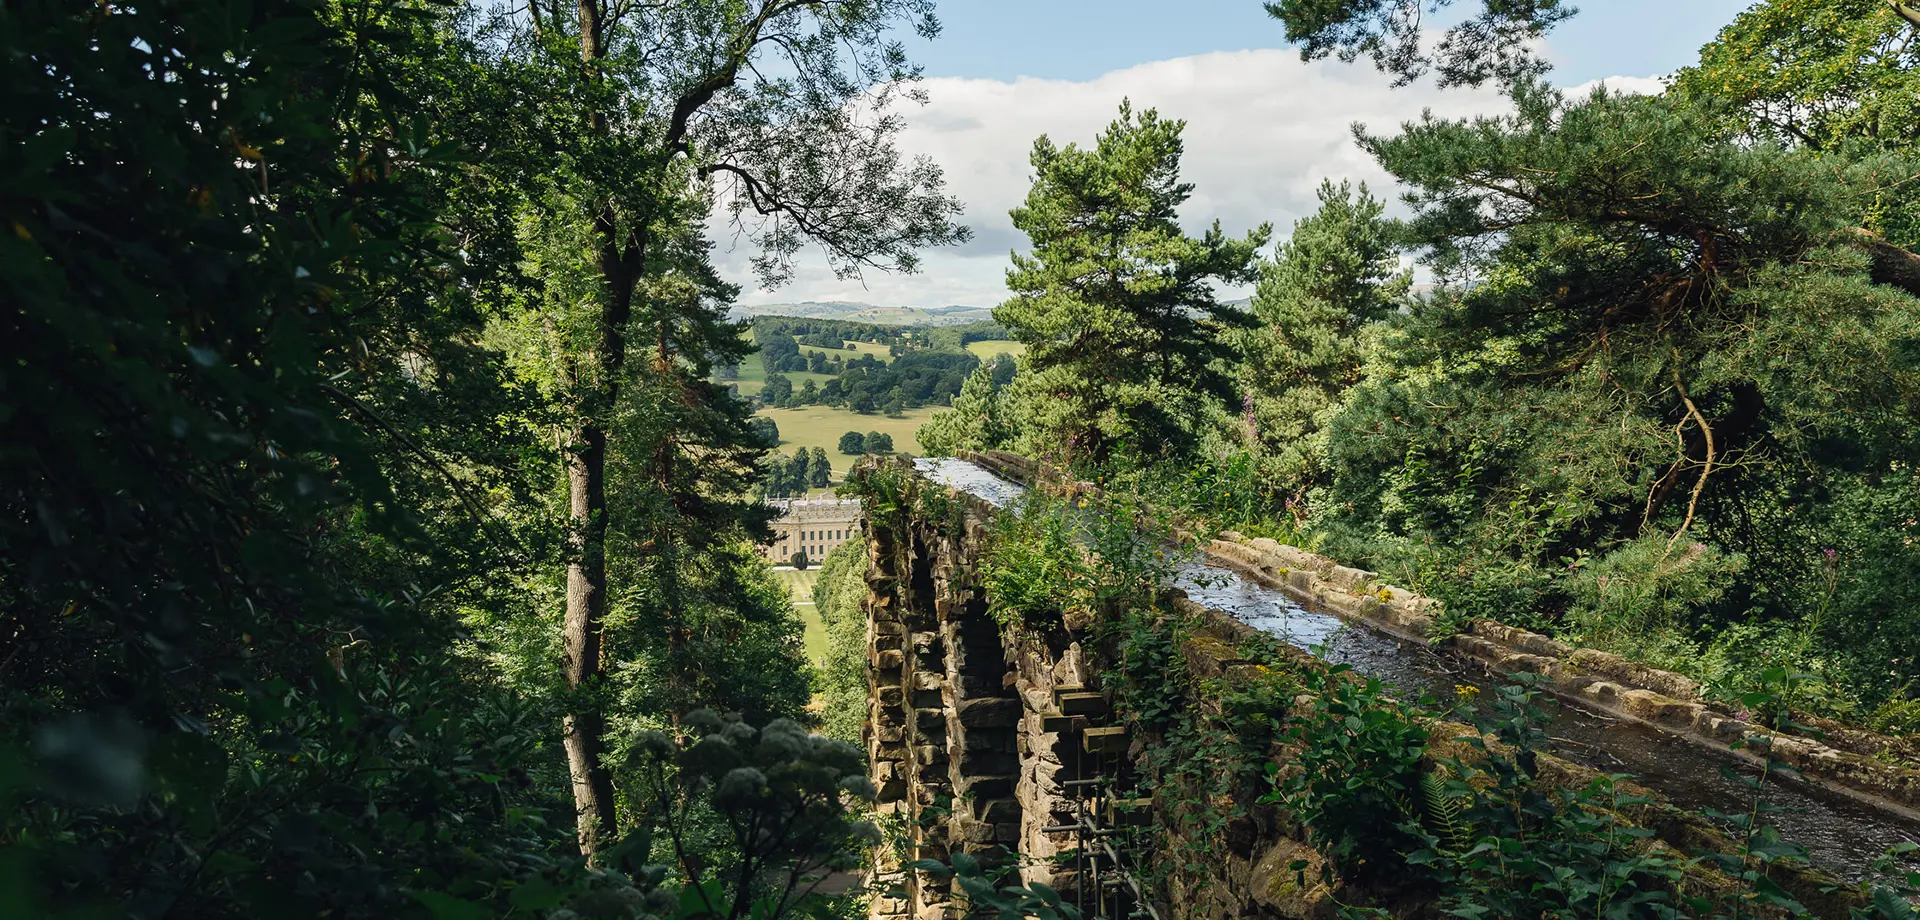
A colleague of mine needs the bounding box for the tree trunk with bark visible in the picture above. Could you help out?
[562,419,618,854]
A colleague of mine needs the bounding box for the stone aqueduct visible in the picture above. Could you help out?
[847,451,1920,920]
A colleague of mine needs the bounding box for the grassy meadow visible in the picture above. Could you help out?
[800,339,892,361]
[756,405,936,475]
[770,567,828,665]
[965,339,1026,361]
[721,353,837,396]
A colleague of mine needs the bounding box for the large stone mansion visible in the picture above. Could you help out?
[764,498,862,565]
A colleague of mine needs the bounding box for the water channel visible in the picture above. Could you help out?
[912,457,1920,881]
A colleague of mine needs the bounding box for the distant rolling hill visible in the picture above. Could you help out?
[731,300,994,327]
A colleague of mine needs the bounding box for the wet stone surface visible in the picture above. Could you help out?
[913,458,1920,880]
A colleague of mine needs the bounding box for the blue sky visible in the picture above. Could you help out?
[721,1,1761,307]
[904,1,1752,84]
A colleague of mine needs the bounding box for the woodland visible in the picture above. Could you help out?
[5,0,1920,918]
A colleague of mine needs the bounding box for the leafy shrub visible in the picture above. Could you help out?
[1267,667,1430,887]
[978,494,1093,628]
[1566,537,1746,648]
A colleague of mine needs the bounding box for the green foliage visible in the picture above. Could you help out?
[1298,79,1920,719]
[917,364,1011,456]
[1419,682,1687,920]
[862,431,895,454]
[811,541,874,746]
[838,431,868,455]
[905,851,1083,920]
[1265,0,1576,88]
[1268,668,1430,886]
[1672,0,1920,247]
[0,0,591,911]
[1240,180,1410,500]
[978,494,1096,629]
[995,101,1270,465]
[626,713,877,920]
[1564,538,1746,652]
[791,551,812,570]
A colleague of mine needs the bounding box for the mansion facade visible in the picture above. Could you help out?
[764,498,862,565]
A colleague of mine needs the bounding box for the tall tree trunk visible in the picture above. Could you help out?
[560,194,641,856]
[563,420,618,855]
[558,0,641,858]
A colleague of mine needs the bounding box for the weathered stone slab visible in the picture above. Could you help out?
[956,697,1023,728]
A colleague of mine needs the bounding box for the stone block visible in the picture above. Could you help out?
[959,749,1017,775]
[952,816,997,844]
[1473,620,1571,659]
[1327,564,1379,591]
[971,797,1021,823]
[1181,635,1248,681]
[955,674,1002,695]
[1316,588,1364,618]
[1082,726,1129,754]
[874,649,904,670]
[959,727,1014,752]
[1040,711,1077,733]
[1056,691,1109,716]
[957,697,1024,728]
[1619,688,1705,730]
[1249,838,1330,918]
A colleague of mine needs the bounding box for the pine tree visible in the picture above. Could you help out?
[787,449,812,493]
[809,447,833,488]
[1242,180,1409,499]
[918,364,1007,456]
[995,101,1269,466]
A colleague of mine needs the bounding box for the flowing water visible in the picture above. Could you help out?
[912,458,1920,880]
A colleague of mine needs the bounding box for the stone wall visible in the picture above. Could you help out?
[861,453,1877,920]
[960,448,1920,822]
[860,459,1111,920]
[1197,529,1920,818]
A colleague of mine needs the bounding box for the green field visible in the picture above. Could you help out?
[800,340,892,361]
[721,353,837,396]
[771,567,828,665]
[756,405,936,476]
[719,338,892,395]
[965,339,1026,361]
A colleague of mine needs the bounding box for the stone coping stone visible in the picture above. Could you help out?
[1202,530,1920,813]
[924,452,1920,815]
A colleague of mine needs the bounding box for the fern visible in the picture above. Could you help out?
[1420,770,1473,856]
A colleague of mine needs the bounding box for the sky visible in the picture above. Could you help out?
[715,0,1755,308]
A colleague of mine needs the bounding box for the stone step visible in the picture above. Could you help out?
[1083,726,1129,754]
[1056,690,1108,716]
[1040,710,1076,733]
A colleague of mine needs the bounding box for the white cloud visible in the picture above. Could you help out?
[1565,74,1668,97]
[713,50,1660,308]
